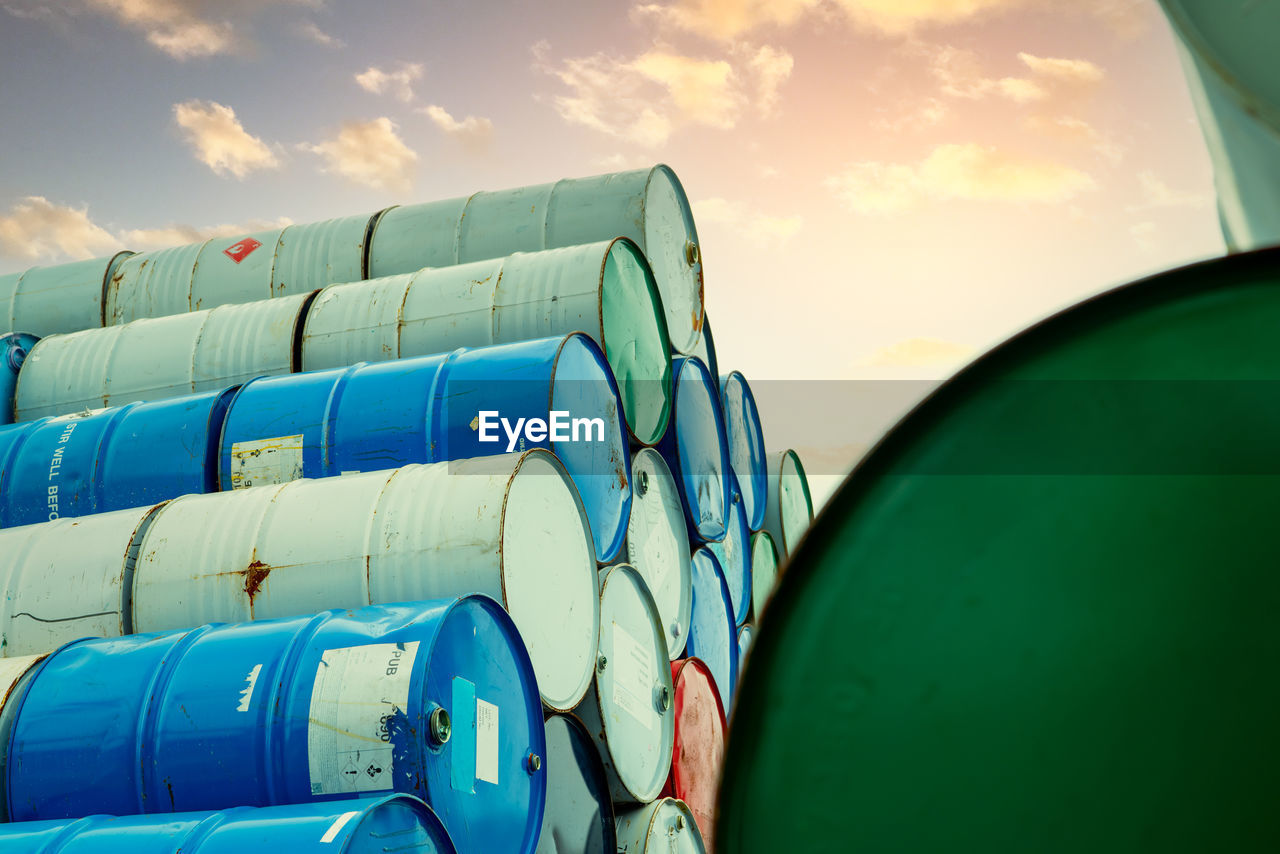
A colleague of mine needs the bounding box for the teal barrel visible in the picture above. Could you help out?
[1158,0,1280,249]
[717,248,1280,852]
[105,215,377,324]
[0,253,132,336]
[366,165,705,355]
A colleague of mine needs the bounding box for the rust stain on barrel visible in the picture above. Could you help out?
[244,560,271,601]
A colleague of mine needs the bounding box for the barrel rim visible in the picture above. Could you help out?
[548,331,632,564]
[497,447,600,712]
[646,164,706,356]
[600,236,675,446]
[592,563,676,802]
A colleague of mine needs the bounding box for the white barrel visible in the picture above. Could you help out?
[575,564,674,804]
[0,505,159,656]
[0,654,48,711]
[625,448,692,659]
[367,165,705,354]
[615,798,706,854]
[105,215,373,323]
[763,449,814,560]
[302,238,672,445]
[131,450,599,711]
[0,252,132,336]
[14,291,311,422]
[1158,1,1280,249]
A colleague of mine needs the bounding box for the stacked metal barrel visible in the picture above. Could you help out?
[0,165,813,853]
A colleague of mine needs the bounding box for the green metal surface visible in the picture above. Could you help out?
[602,239,673,445]
[718,249,1280,852]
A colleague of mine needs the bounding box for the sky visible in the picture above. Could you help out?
[0,0,1227,508]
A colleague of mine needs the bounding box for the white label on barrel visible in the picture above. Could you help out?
[306,641,420,796]
[229,434,304,490]
[611,621,654,729]
[476,697,500,785]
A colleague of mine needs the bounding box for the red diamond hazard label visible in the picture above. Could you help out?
[223,237,263,264]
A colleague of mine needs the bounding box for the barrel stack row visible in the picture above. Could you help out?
[0,164,814,853]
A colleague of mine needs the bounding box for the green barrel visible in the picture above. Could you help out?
[718,248,1280,852]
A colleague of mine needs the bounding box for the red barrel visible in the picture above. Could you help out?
[662,657,727,849]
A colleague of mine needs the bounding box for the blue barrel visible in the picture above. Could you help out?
[538,714,615,854]
[1,334,38,425]
[219,334,631,562]
[0,389,236,527]
[655,357,729,543]
[686,547,737,712]
[3,598,545,854]
[706,474,751,627]
[0,795,457,853]
[720,371,766,532]
[688,314,717,384]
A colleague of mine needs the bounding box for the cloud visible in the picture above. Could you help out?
[301,118,418,192]
[172,100,281,178]
[858,337,976,368]
[826,143,1096,214]
[1025,115,1123,163]
[632,0,819,42]
[694,197,803,244]
[1130,220,1158,251]
[749,44,794,115]
[73,0,318,60]
[297,19,342,47]
[929,46,1102,105]
[1017,52,1104,86]
[0,196,119,262]
[355,62,423,102]
[636,0,1026,39]
[538,42,792,146]
[420,105,494,149]
[872,97,949,132]
[1131,170,1210,211]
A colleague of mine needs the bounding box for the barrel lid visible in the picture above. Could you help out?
[343,795,457,854]
[667,658,727,850]
[1160,0,1280,131]
[706,474,751,627]
[686,548,737,712]
[600,238,673,445]
[625,448,692,659]
[549,332,633,564]
[748,531,779,623]
[616,798,706,854]
[763,449,812,559]
[719,248,1280,851]
[1,332,38,373]
[500,449,600,712]
[589,564,675,802]
[420,595,545,854]
[644,166,704,356]
[720,371,766,531]
[659,357,730,543]
[537,714,616,854]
